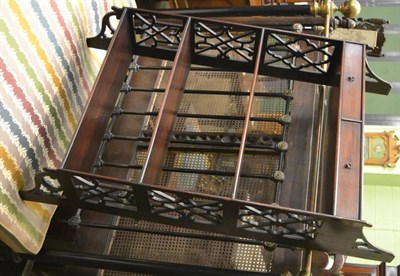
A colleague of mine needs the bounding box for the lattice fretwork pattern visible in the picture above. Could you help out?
[194,22,258,62]
[20,8,395,269]
[237,205,323,240]
[132,11,185,49]
[27,169,395,263]
[72,176,137,211]
[264,33,335,73]
[149,190,223,225]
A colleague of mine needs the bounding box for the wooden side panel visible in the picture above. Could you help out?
[63,10,134,172]
[336,121,362,218]
[317,86,339,216]
[47,10,135,276]
[341,44,364,121]
[140,19,192,184]
[334,42,365,219]
[94,56,164,180]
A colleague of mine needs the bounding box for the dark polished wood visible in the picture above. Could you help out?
[41,9,135,275]
[232,29,264,198]
[334,42,365,219]
[140,18,192,185]
[18,7,393,276]
[341,263,399,276]
[63,10,134,173]
[272,80,320,274]
[95,56,165,181]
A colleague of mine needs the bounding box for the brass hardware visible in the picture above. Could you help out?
[299,249,313,276]
[310,0,337,17]
[283,89,293,97]
[263,241,277,251]
[344,162,352,169]
[280,115,292,124]
[330,28,378,48]
[292,23,304,33]
[277,141,289,151]
[339,0,361,18]
[313,25,325,33]
[273,171,285,181]
[310,0,361,19]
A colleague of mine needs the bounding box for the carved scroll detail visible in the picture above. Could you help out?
[86,6,124,50]
[365,60,392,95]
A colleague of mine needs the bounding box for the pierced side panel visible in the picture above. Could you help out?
[193,21,258,63]
[122,8,343,86]
[21,169,395,263]
[263,33,335,74]
[131,10,187,60]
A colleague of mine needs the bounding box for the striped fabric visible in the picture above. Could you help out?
[0,0,136,254]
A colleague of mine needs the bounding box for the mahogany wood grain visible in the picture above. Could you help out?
[317,86,339,215]
[337,121,362,218]
[31,8,372,275]
[232,29,264,198]
[46,10,135,275]
[95,56,164,181]
[140,18,192,184]
[63,10,134,172]
[341,44,364,122]
[341,263,400,276]
[333,42,365,219]
[270,80,320,274]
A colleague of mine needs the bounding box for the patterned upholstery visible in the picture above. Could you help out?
[0,0,135,254]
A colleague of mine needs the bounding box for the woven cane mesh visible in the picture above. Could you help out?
[158,151,235,196]
[104,60,290,275]
[103,219,270,276]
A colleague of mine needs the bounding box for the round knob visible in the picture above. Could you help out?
[339,0,361,18]
[292,23,304,33]
[273,171,285,181]
[276,141,289,151]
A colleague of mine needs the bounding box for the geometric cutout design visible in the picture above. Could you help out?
[264,33,335,73]
[71,176,137,211]
[194,21,257,62]
[237,205,323,240]
[133,11,184,49]
[22,169,395,262]
[149,189,223,225]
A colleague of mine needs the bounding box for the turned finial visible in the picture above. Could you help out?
[311,0,361,18]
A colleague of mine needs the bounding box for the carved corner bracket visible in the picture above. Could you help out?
[86,6,124,50]
[365,60,392,95]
